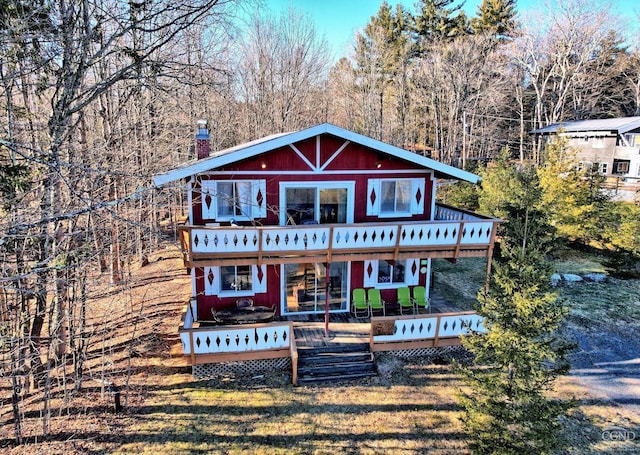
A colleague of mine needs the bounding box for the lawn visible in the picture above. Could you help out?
[2,246,639,454]
[111,363,469,454]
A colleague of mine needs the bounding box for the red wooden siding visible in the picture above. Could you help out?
[189,132,438,317]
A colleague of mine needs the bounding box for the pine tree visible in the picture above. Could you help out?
[456,167,574,454]
[470,0,518,39]
[414,0,470,44]
[537,136,611,245]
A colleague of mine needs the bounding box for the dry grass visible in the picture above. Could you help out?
[1,245,639,454]
[111,363,469,455]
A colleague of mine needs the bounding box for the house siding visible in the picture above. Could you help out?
[188,134,436,318]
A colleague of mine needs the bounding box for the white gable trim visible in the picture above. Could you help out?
[320,140,350,171]
[289,143,316,171]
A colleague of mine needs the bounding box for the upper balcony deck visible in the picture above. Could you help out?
[177,204,500,267]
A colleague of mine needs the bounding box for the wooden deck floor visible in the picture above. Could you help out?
[291,292,465,348]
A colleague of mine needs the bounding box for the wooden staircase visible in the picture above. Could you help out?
[296,342,377,384]
[293,321,377,385]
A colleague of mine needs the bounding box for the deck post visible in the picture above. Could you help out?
[324,261,330,337]
[484,220,499,291]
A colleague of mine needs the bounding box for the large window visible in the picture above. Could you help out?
[283,262,348,314]
[281,182,354,225]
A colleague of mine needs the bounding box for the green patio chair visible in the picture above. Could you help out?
[352,288,369,318]
[397,287,415,315]
[412,286,430,313]
[367,288,386,316]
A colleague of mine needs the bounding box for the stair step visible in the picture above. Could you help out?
[295,343,377,384]
[296,342,370,354]
[298,360,376,376]
[296,370,377,385]
[298,351,372,366]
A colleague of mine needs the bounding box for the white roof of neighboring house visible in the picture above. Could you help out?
[153,123,480,186]
[530,116,640,135]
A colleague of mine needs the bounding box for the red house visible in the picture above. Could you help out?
[153,122,498,376]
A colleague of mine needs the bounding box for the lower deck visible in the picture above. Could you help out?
[290,292,466,349]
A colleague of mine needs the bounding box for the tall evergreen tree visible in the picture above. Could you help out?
[350,1,414,142]
[470,0,518,39]
[537,137,610,245]
[414,0,470,44]
[456,166,574,454]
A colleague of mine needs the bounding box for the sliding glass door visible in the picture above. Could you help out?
[283,262,348,314]
[283,183,353,225]
[280,182,354,314]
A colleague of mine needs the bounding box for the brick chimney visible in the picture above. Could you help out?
[196,119,210,159]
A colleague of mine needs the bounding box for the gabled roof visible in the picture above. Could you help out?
[153,123,480,186]
[530,116,640,135]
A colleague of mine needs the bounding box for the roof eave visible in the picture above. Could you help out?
[153,123,480,186]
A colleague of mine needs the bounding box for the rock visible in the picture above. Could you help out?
[583,273,607,283]
[562,273,583,282]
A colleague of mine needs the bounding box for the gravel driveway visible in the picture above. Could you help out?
[565,322,640,410]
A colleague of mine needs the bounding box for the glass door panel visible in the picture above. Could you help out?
[286,188,316,225]
[319,188,347,224]
[283,262,348,314]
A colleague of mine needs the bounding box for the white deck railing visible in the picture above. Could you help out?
[181,204,498,263]
[370,311,486,351]
[179,302,293,364]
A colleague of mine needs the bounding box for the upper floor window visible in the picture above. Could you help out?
[201,179,266,221]
[380,180,411,214]
[217,182,251,218]
[367,178,425,218]
[623,133,640,147]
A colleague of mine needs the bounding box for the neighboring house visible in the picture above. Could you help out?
[153,122,499,376]
[530,116,640,183]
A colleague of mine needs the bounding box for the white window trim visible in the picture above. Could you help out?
[203,265,266,297]
[363,258,420,289]
[618,163,629,174]
[367,178,425,218]
[279,181,355,225]
[201,179,266,221]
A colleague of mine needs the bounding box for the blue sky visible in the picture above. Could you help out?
[264,0,428,58]
[265,0,638,60]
